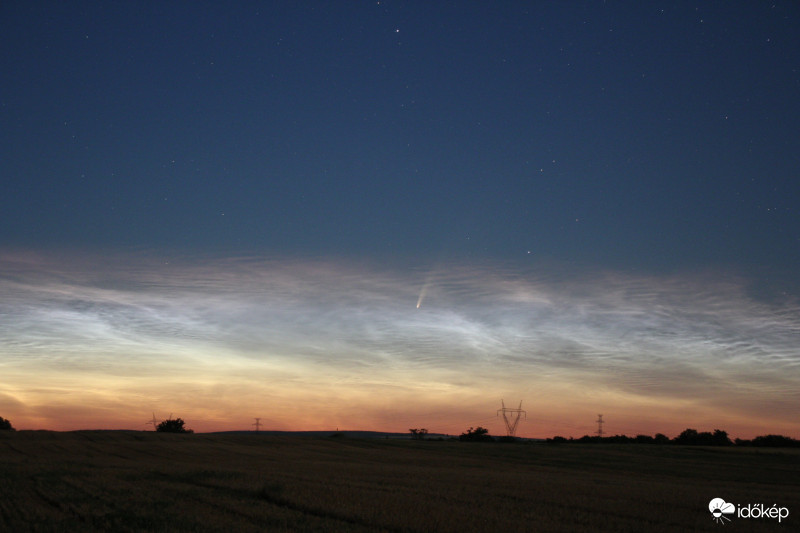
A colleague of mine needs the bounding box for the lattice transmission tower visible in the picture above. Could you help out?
[253,418,262,432]
[497,400,526,437]
[596,414,604,438]
[146,412,171,431]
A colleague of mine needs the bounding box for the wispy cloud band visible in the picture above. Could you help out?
[1,250,798,435]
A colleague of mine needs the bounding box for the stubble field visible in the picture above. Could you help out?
[0,430,797,532]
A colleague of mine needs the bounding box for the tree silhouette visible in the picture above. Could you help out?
[459,426,493,442]
[156,417,193,433]
[653,433,669,444]
[409,428,428,440]
[711,429,732,446]
[750,435,800,447]
[674,428,731,446]
[0,417,14,431]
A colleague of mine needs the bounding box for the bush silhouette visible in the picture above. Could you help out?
[0,417,14,431]
[459,426,493,442]
[156,417,193,433]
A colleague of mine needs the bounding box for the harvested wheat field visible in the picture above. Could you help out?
[0,431,797,532]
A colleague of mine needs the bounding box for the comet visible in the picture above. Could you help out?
[416,280,430,309]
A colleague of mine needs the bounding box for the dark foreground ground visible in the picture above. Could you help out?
[0,431,797,532]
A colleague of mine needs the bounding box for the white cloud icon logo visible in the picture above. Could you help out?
[709,498,735,524]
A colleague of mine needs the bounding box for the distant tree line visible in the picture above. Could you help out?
[0,417,14,431]
[431,425,800,447]
[735,434,800,447]
[546,429,800,447]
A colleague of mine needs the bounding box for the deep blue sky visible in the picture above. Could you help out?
[2,1,799,273]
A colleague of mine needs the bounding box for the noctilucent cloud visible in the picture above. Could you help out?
[1,2,798,437]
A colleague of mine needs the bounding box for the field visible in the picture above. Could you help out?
[0,431,798,532]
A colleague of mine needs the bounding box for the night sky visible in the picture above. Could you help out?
[2,2,799,437]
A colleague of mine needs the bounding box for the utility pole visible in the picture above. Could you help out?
[596,414,604,438]
[253,418,262,432]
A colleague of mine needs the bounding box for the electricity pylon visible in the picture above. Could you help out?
[146,412,173,430]
[596,414,604,438]
[497,400,526,437]
[253,418,262,432]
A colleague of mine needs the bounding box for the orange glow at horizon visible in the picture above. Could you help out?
[3,366,796,440]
